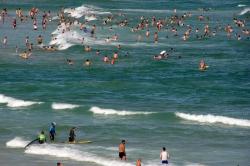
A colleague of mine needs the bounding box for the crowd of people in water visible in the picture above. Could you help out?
[32,122,170,166]
[1,7,249,71]
[1,5,249,165]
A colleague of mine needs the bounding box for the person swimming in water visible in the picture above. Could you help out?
[84,59,91,66]
[66,59,74,65]
[199,59,207,71]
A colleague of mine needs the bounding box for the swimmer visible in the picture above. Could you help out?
[19,51,29,59]
[96,50,100,55]
[146,29,150,37]
[37,35,43,45]
[84,45,91,52]
[117,44,121,49]
[199,59,207,71]
[2,36,7,47]
[66,59,74,65]
[113,52,118,59]
[111,58,115,65]
[154,32,158,43]
[84,59,92,66]
[103,55,110,63]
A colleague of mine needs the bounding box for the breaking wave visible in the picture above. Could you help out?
[0,94,42,108]
[175,112,250,127]
[239,8,250,15]
[64,5,111,19]
[25,144,134,166]
[52,102,80,110]
[89,106,155,115]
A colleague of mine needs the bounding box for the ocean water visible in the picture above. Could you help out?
[0,0,250,166]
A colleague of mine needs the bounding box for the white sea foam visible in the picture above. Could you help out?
[52,102,80,110]
[64,5,110,19]
[89,106,154,115]
[239,8,250,15]
[175,112,250,127]
[85,15,97,21]
[0,94,42,108]
[6,137,29,148]
[25,144,134,166]
[238,4,246,7]
[115,8,172,14]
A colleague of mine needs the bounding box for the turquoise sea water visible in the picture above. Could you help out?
[0,0,250,166]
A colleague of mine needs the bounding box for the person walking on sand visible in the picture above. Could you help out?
[160,147,170,165]
[119,140,126,160]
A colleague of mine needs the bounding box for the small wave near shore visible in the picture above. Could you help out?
[51,102,80,110]
[0,94,42,108]
[176,112,250,127]
[89,106,155,115]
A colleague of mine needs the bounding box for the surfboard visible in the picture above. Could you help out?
[64,140,92,144]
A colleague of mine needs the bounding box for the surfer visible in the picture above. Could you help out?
[38,131,46,144]
[160,147,170,165]
[119,140,126,160]
[68,127,76,143]
[49,122,56,141]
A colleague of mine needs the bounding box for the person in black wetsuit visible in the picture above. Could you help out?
[68,127,76,143]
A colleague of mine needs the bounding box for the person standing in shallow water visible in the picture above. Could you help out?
[136,159,141,166]
[68,127,76,143]
[160,147,170,165]
[119,140,126,160]
[49,122,56,141]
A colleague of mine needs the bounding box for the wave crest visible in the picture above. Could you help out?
[52,102,80,110]
[89,106,154,115]
[175,112,250,127]
[239,8,250,15]
[64,5,110,19]
[0,94,42,107]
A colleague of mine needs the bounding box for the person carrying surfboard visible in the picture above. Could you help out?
[68,127,76,143]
